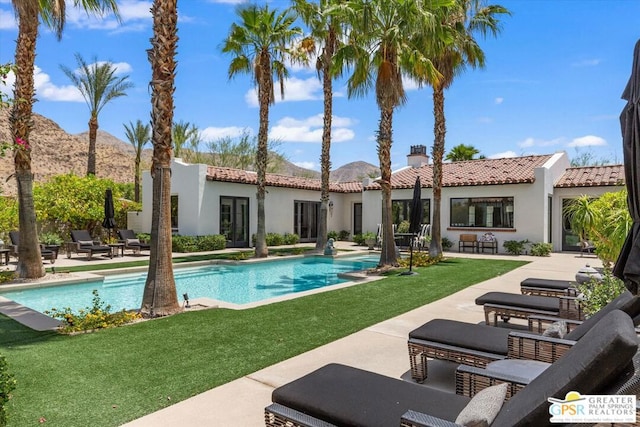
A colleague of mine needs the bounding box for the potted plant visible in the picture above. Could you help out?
[362,232,377,250]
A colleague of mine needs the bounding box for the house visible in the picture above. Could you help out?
[137,146,625,253]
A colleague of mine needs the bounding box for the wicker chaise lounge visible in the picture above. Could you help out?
[519,277,577,297]
[68,230,112,259]
[475,291,584,326]
[118,229,150,254]
[9,230,56,264]
[408,291,638,382]
[266,310,638,427]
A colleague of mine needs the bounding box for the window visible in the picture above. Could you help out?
[170,195,179,232]
[450,197,513,228]
[391,199,430,225]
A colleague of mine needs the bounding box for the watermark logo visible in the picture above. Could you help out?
[548,391,636,423]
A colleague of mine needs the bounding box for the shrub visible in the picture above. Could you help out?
[397,251,441,268]
[337,230,350,241]
[397,220,410,233]
[39,232,63,245]
[327,230,338,240]
[136,233,150,243]
[172,235,199,252]
[577,270,625,316]
[45,290,141,334]
[441,237,453,250]
[503,239,529,255]
[265,232,284,246]
[529,242,552,257]
[353,233,365,245]
[172,235,226,252]
[283,233,299,245]
[0,354,16,427]
[0,271,14,284]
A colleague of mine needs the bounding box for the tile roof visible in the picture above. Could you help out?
[365,154,554,190]
[205,166,362,193]
[554,164,625,188]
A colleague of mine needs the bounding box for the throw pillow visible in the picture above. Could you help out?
[126,238,140,246]
[78,240,93,246]
[455,382,508,427]
[542,320,568,339]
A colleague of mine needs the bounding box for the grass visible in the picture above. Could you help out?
[1,257,527,426]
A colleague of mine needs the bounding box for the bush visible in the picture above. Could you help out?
[337,230,350,241]
[0,354,16,427]
[397,220,410,233]
[45,290,141,334]
[283,233,299,245]
[577,270,625,316]
[353,233,365,245]
[327,230,338,240]
[529,242,552,257]
[39,232,63,245]
[265,232,284,246]
[503,239,529,255]
[397,251,441,268]
[441,237,453,251]
[172,235,226,252]
[0,271,14,284]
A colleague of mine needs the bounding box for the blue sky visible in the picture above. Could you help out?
[0,0,638,172]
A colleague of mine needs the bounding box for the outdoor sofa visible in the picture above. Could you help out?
[118,229,150,254]
[408,290,638,382]
[519,277,577,297]
[67,230,112,260]
[8,230,56,264]
[266,309,638,427]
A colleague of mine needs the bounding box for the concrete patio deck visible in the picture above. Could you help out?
[110,248,601,427]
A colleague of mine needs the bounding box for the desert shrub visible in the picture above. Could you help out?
[577,270,625,316]
[172,235,225,252]
[353,233,365,245]
[529,242,552,257]
[265,232,284,246]
[0,271,14,284]
[397,251,442,268]
[283,233,299,245]
[45,290,141,334]
[503,239,529,255]
[441,237,453,250]
[39,232,63,245]
[327,230,339,240]
[337,230,350,241]
[0,353,16,427]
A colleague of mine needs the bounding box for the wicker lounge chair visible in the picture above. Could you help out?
[267,310,638,427]
[408,291,639,382]
[475,291,584,326]
[117,229,150,254]
[68,230,112,259]
[519,277,577,297]
[9,230,56,264]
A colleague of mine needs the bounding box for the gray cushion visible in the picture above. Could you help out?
[409,319,510,355]
[272,363,470,427]
[520,278,573,291]
[77,240,93,246]
[475,292,559,312]
[455,382,507,426]
[492,310,637,427]
[564,291,633,341]
[542,320,567,339]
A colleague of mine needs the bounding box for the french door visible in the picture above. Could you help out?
[220,196,249,248]
[294,201,319,242]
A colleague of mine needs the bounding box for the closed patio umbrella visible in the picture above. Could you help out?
[613,39,640,294]
[402,176,423,275]
[102,189,117,240]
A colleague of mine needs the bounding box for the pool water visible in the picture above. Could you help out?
[1,255,379,313]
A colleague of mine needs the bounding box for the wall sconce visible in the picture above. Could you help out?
[183,293,190,308]
[328,200,334,217]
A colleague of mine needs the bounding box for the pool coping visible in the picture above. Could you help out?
[0,250,383,331]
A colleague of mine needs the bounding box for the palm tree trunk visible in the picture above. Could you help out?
[254,54,271,258]
[87,115,98,176]
[141,0,180,317]
[134,156,141,202]
[430,86,445,258]
[316,34,335,252]
[378,108,397,266]
[11,1,44,279]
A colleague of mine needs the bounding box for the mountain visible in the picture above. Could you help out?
[0,110,378,195]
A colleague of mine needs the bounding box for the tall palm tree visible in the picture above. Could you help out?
[171,120,197,159]
[9,0,118,279]
[61,53,133,176]
[335,0,445,266]
[293,0,345,252]
[418,0,509,258]
[140,0,180,317]
[123,119,150,203]
[445,143,481,161]
[222,4,301,258]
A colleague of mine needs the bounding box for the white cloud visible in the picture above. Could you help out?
[200,126,250,141]
[0,8,16,30]
[572,59,601,67]
[293,161,318,170]
[518,137,564,149]
[91,61,133,75]
[269,114,356,143]
[402,75,421,91]
[567,135,607,147]
[245,76,323,107]
[62,0,151,32]
[495,97,504,105]
[488,150,518,159]
[0,68,14,98]
[34,66,84,102]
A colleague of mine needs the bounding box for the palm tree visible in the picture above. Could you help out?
[293,0,345,252]
[335,0,445,266]
[445,143,481,161]
[418,0,509,258]
[123,120,150,202]
[222,4,302,258]
[9,0,119,279]
[140,0,180,317]
[61,53,133,176]
[171,120,197,159]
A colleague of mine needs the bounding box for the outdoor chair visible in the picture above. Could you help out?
[8,230,56,264]
[118,229,150,254]
[477,232,498,254]
[408,290,638,382]
[68,230,112,260]
[412,224,431,251]
[475,290,585,326]
[266,310,638,427]
[519,277,577,297]
[458,234,478,253]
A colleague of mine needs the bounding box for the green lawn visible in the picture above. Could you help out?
[1,257,527,427]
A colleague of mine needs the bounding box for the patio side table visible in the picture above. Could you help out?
[108,243,125,258]
[0,249,9,265]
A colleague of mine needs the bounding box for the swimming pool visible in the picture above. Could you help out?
[0,255,379,313]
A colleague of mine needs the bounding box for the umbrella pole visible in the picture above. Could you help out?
[401,232,417,276]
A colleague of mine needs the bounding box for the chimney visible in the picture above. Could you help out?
[407,145,429,168]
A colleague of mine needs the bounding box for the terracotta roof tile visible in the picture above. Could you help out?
[365,154,554,190]
[205,166,362,193]
[555,164,625,188]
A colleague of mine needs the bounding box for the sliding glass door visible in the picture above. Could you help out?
[220,196,249,248]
